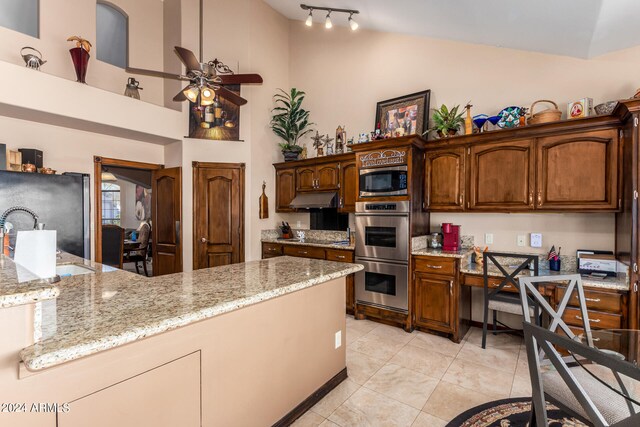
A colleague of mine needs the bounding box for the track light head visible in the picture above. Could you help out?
[349,13,358,31]
[305,9,313,26]
[325,11,332,29]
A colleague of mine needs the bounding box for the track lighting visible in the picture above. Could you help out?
[349,13,358,31]
[300,4,359,31]
[305,9,313,26]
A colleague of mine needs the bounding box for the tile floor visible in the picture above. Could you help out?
[292,316,532,427]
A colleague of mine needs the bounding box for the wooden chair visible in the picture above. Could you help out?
[101,224,124,269]
[123,222,150,276]
[482,252,539,349]
[519,274,640,426]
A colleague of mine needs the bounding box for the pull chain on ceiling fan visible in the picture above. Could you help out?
[126,0,263,106]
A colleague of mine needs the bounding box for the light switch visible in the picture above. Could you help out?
[530,233,543,248]
[517,235,526,247]
[485,233,494,244]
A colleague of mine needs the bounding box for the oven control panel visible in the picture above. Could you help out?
[365,203,397,210]
[356,200,410,214]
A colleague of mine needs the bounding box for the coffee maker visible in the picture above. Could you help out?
[441,223,461,251]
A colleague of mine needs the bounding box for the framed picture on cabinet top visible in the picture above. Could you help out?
[375,90,430,137]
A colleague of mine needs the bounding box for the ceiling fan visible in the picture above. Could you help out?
[125,2,262,106]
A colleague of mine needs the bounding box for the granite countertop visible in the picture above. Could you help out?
[19,256,362,371]
[412,247,474,259]
[460,261,629,291]
[262,237,355,251]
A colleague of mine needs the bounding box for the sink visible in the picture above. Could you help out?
[56,264,95,277]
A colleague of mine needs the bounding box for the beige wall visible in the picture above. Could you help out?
[288,23,640,253]
[0,0,165,106]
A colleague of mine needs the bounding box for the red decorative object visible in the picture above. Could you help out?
[69,47,90,83]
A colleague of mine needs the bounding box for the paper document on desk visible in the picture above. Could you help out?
[14,230,57,279]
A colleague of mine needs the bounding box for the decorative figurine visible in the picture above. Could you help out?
[464,103,473,135]
[311,131,324,156]
[358,133,369,143]
[124,77,143,99]
[300,146,308,159]
[67,36,92,83]
[21,47,46,70]
[322,134,334,156]
[335,126,346,154]
[346,137,355,152]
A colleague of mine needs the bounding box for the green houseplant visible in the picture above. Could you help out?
[427,104,465,138]
[270,88,314,161]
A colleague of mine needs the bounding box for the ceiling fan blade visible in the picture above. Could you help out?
[173,85,189,102]
[126,66,186,81]
[217,74,263,85]
[174,46,201,72]
[215,86,247,106]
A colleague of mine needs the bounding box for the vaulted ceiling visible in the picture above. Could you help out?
[265,0,640,58]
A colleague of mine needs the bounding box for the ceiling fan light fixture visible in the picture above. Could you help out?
[325,11,332,29]
[349,14,358,31]
[183,85,200,103]
[200,85,215,105]
[305,10,313,26]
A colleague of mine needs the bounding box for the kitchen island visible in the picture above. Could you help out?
[0,254,362,426]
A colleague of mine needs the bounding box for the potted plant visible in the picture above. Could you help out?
[270,88,314,161]
[426,104,465,138]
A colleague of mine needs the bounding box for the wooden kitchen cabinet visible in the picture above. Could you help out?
[424,147,465,211]
[339,160,357,212]
[468,139,534,211]
[536,128,619,210]
[275,168,297,212]
[316,162,341,190]
[414,272,455,333]
[296,166,317,192]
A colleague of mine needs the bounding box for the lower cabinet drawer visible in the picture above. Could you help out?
[461,274,518,293]
[283,245,326,259]
[262,243,282,258]
[555,286,622,313]
[326,249,354,263]
[414,257,456,276]
[562,307,622,329]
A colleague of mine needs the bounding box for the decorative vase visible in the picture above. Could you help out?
[282,149,300,162]
[69,47,90,83]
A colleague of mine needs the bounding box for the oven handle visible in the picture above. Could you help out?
[354,213,410,217]
[359,166,407,175]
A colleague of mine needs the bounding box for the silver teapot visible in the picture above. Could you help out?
[21,47,46,70]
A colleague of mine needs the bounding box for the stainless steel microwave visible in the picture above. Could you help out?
[358,165,408,198]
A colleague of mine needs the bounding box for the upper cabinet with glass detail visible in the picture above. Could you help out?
[0,0,39,38]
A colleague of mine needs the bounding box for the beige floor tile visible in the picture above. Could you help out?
[510,373,532,397]
[347,316,379,335]
[346,327,368,345]
[441,359,513,398]
[349,333,408,362]
[347,349,386,385]
[312,378,361,418]
[367,323,414,344]
[515,349,531,378]
[319,420,341,427]
[456,341,519,373]
[291,411,326,427]
[363,363,439,410]
[389,344,454,379]
[409,331,464,357]
[329,387,420,427]
[464,327,523,350]
[411,412,448,427]
[423,381,498,422]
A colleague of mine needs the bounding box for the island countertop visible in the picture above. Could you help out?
[19,256,362,371]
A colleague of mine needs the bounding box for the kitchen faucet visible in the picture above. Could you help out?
[0,206,39,256]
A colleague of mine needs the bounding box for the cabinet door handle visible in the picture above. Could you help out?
[575,315,600,323]
[339,197,344,208]
[200,237,209,243]
[458,194,463,206]
[426,264,442,269]
[336,255,346,259]
[529,192,533,205]
[537,191,542,205]
[584,297,601,303]
[299,251,308,255]
[450,280,453,295]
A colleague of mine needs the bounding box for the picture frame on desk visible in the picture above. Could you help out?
[375,90,430,137]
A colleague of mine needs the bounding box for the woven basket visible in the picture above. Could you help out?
[528,100,562,125]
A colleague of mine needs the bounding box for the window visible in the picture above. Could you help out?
[0,0,39,38]
[96,2,128,68]
[102,182,121,226]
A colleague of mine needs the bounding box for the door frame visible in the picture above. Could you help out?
[94,156,164,263]
[192,161,245,270]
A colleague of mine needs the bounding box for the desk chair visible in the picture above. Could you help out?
[519,275,640,426]
[482,252,539,349]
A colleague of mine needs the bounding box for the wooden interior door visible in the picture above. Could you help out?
[193,162,245,270]
[339,160,357,212]
[425,148,465,211]
[468,139,534,211]
[536,129,619,210]
[275,168,296,212]
[151,167,182,276]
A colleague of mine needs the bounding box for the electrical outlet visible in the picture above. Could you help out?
[335,331,342,349]
[530,233,543,248]
[296,221,301,227]
[517,235,526,247]
[484,233,494,244]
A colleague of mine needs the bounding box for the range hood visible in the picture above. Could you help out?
[289,192,337,209]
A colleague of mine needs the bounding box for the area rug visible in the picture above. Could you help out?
[446,398,587,427]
